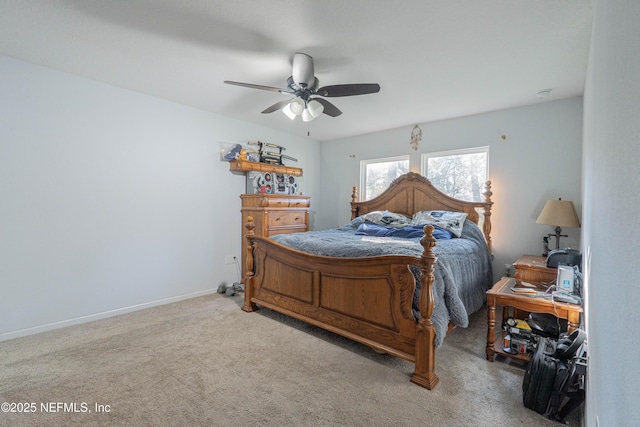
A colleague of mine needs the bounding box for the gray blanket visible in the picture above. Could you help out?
[271,217,493,347]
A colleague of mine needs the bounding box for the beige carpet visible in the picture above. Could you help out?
[0,293,580,426]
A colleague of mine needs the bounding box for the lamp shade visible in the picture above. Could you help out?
[536,199,581,228]
[282,103,296,120]
[289,97,305,115]
[307,99,324,118]
[301,109,313,122]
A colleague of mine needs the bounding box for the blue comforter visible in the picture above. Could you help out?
[270,217,493,347]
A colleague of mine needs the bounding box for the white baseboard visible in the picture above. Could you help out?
[0,288,218,342]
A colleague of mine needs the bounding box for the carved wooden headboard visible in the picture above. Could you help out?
[350,172,493,252]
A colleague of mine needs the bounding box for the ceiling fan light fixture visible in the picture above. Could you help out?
[307,99,324,118]
[301,109,313,122]
[289,97,305,115]
[225,52,380,122]
[282,103,296,120]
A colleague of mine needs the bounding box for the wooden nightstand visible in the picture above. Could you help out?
[486,277,583,362]
[513,254,557,285]
[509,255,558,321]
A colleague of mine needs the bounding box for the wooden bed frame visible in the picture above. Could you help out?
[242,172,493,389]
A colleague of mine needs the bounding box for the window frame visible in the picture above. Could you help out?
[420,146,490,202]
[359,155,410,201]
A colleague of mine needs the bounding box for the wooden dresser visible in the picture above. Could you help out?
[240,194,311,280]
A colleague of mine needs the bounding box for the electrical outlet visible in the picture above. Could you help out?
[225,255,234,265]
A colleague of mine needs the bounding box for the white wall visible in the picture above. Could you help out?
[582,1,640,426]
[0,55,320,340]
[319,98,584,280]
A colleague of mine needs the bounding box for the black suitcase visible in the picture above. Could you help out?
[522,337,561,414]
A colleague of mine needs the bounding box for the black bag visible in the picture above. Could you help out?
[526,313,567,339]
[522,337,559,414]
[523,332,587,421]
[546,360,582,421]
[546,340,587,422]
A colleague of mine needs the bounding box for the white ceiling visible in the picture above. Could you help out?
[0,1,593,141]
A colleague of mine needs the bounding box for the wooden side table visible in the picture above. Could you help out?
[485,277,583,362]
[514,254,557,284]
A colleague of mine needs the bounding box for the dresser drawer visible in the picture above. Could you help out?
[268,211,307,228]
[265,198,290,208]
[267,227,304,237]
[241,194,311,208]
[288,198,310,208]
[265,198,310,208]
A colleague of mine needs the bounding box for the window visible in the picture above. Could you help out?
[421,147,489,202]
[360,156,409,201]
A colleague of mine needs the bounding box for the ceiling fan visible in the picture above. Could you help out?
[224,53,380,122]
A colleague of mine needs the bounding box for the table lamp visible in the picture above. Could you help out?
[536,198,581,250]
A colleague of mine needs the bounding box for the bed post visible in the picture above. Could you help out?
[411,225,439,390]
[350,186,359,220]
[241,216,258,313]
[482,180,493,254]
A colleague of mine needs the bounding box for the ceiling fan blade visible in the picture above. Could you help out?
[313,98,342,117]
[224,80,293,94]
[291,53,315,87]
[261,99,292,114]
[316,83,381,97]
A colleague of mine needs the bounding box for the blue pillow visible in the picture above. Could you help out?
[422,226,454,240]
[355,222,393,237]
[355,223,453,240]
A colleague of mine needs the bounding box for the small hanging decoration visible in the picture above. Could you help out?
[410,124,422,151]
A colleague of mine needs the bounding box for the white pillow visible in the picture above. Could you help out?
[411,210,468,237]
[363,210,411,228]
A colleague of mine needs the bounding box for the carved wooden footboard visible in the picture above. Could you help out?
[241,172,493,390]
[242,218,440,388]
